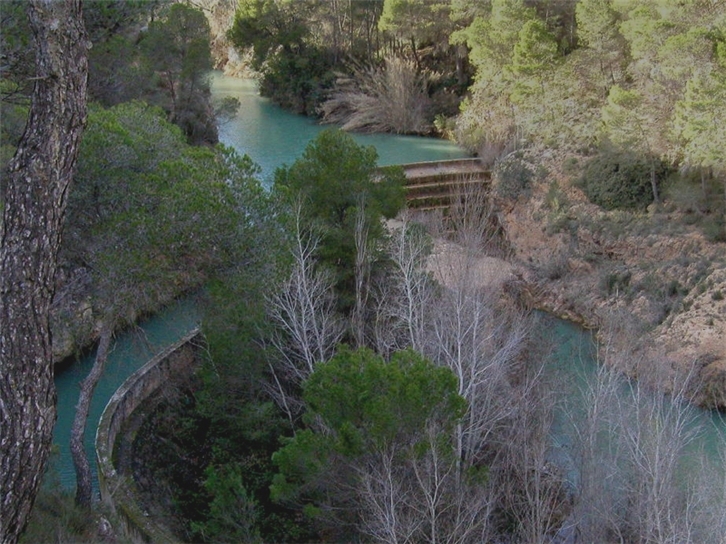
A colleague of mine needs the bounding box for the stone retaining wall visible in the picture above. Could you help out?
[95,329,202,543]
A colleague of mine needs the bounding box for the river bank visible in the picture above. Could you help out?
[48,73,472,494]
[488,147,726,409]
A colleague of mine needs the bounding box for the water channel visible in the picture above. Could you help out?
[50,73,470,491]
[51,73,726,505]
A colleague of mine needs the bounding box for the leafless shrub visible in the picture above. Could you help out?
[265,204,344,423]
[319,57,432,135]
[445,177,508,257]
[568,352,722,544]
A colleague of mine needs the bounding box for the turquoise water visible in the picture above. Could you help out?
[51,298,200,491]
[52,72,725,501]
[211,72,470,183]
[50,74,468,492]
[545,316,726,487]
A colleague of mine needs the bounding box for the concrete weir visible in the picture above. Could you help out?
[398,158,491,210]
[95,328,202,543]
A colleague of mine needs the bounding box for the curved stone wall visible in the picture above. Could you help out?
[95,329,202,543]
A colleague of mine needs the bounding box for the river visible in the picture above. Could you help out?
[49,73,469,491]
[50,298,200,491]
[51,74,726,513]
[211,72,470,183]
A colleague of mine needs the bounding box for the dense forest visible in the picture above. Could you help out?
[231,0,725,222]
[2,0,726,543]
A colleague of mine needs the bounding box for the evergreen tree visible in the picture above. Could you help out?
[601,85,662,204]
[379,0,451,67]
[273,129,405,312]
[271,347,467,540]
[140,3,217,144]
[673,66,726,234]
[0,1,88,540]
[575,0,625,88]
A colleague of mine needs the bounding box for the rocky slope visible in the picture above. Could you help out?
[491,149,726,408]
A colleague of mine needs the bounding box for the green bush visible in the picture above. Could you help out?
[701,215,726,243]
[259,46,336,115]
[577,151,670,211]
[65,101,266,319]
[494,153,534,201]
[665,170,722,215]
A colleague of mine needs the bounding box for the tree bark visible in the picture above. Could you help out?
[0,1,88,541]
[71,327,112,509]
[650,160,660,205]
[352,198,371,348]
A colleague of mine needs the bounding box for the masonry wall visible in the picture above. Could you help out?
[95,329,202,543]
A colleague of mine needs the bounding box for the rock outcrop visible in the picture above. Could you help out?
[491,149,726,407]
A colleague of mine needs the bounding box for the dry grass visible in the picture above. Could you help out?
[319,57,431,135]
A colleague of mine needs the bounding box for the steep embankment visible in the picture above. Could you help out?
[491,149,726,408]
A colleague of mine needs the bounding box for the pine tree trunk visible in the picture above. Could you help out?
[71,328,112,509]
[0,1,88,542]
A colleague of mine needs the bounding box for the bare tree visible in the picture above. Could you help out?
[690,436,726,543]
[70,326,113,508]
[0,1,88,541]
[266,203,343,421]
[356,416,494,544]
[427,245,530,468]
[618,368,701,544]
[409,421,495,544]
[570,361,630,543]
[444,177,503,256]
[386,213,434,353]
[482,354,568,544]
[352,195,372,348]
[381,200,530,474]
[369,270,401,358]
[569,339,717,544]
[357,443,420,544]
